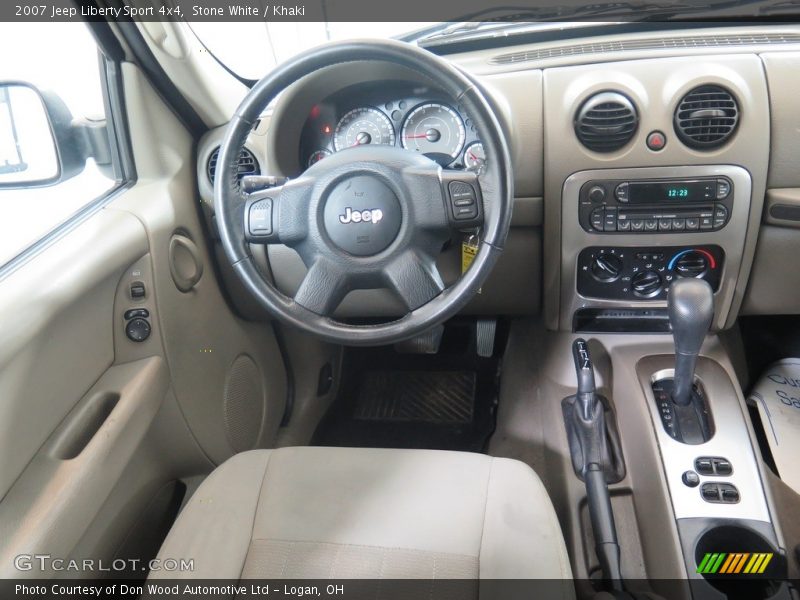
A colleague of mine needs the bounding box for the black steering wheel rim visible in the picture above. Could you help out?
[215,39,513,346]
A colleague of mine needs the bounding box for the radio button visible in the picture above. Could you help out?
[617,218,631,231]
[672,218,686,230]
[700,216,714,230]
[685,217,700,230]
[645,219,658,231]
[604,209,618,231]
[591,208,605,231]
[631,219,645,231]
[658,219,672,231]
[615,183,629,202]
[717,179,731,199]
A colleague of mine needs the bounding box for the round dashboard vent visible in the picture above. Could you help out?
[207,146,260,183]
[674,85,739,150]
[574,91,639,153]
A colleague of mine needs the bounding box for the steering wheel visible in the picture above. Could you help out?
[215,39,513,346]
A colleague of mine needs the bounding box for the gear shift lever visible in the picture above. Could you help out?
[668,278,714,406]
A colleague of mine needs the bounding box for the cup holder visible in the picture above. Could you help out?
[694,525,787,599]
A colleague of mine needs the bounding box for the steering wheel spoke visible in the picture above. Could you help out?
[244,176,313,245]
[384,250,445,311]
[293,257,351,316]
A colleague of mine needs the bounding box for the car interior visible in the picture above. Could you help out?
[1,10,800,600]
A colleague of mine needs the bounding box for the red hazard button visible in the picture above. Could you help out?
[647,131,667,151]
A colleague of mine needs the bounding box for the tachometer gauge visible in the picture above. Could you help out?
[463,142,486,171]
[401,103,466,165]
[307,149,331,167]
[333,107,395,151]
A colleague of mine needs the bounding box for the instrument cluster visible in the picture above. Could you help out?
[299,82,485,173]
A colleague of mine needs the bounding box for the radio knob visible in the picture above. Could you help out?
[591,253,623,282]
[588,185,606,203]
[631,270,662,298]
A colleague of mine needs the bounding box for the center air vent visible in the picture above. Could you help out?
[674,85,739,150]
[207,146,260,183]
[574,92,638,153]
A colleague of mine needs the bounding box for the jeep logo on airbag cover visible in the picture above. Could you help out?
[339,207,384,225]
[323,175,401,256]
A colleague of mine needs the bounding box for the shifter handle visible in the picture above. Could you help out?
[668,278,714,405]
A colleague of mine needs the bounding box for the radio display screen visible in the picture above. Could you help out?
[629,180,715,203]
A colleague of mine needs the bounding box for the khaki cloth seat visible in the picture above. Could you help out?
[152,446,573,586]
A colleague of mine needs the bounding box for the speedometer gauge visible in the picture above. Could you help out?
[333,107,395,151]
[401,103,466,165]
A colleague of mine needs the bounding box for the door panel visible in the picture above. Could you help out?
[0,209,148,501]
[0,61,289,574]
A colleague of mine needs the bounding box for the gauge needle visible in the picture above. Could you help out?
[404,134,428,139]
[468,151,478,161]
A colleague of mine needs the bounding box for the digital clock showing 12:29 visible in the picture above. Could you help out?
[667,187,690,198]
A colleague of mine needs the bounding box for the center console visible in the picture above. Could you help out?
[560,165,753,333]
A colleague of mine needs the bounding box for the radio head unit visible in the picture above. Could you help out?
[580,176,732,233]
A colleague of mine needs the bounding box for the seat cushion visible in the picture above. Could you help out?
[152,447,572,582]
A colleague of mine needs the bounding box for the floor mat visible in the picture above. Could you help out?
[312,321,505,452]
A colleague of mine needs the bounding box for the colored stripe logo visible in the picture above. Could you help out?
[697,553,773,574]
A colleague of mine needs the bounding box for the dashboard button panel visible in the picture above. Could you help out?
[577,245,724,301]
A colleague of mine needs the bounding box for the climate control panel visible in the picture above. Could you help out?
[577,245,724,301]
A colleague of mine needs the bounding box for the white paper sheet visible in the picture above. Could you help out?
[749,358,800,494]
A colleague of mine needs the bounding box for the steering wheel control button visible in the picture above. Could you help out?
[248,198,273,236]
[682,471,701,488]
[646,130,667,151]
[124,308,150,320]
[447,180,481,224]
[323,175,401,256]
[129,281,146,300]
[125,317,151,343]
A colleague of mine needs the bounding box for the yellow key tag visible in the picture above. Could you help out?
[461,234,481,293]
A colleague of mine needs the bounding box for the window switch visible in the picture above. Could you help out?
[695,458,714,475]
[721,485,740,503]
[701,483,721,502]
[130,282,146,300]
[714,459,733,476]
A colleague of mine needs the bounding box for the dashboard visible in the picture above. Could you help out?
[298,82,484,172]
[195,25,800,326]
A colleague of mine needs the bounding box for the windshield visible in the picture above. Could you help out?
[189,22,437,81]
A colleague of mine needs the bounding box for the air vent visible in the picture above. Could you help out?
[207,147,260,183]
[491,33,800,65]
[674,85,739,150]
[574,92,638,153]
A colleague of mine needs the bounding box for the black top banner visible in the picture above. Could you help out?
[5,0,800,22]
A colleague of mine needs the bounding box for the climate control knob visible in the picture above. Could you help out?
[631,270,662,298]
[590,253,623,282]
[674,250,708,278]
